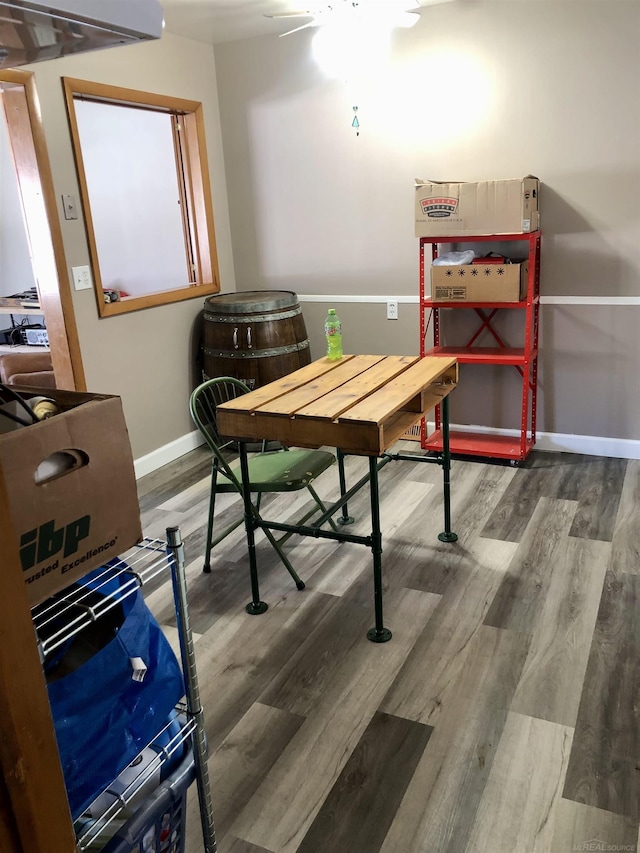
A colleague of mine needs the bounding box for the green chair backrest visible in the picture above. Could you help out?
[189,377,252,474]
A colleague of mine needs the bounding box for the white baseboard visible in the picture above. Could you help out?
[135,424,639,480]
[134,429,205,479]
[424,420,640,460]
[534,431,640,459]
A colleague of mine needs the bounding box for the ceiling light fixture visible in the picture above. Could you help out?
[268,1,421,38]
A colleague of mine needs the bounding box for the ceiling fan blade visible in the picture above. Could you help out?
[264,12,316,19]
[278,20,318,36]
[266,0,420,19]
[265,0,453,34]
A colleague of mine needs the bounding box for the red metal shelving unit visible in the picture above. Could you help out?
[420,231,541,462]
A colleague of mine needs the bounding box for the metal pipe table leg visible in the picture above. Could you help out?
[238,442,268,614]
[438,394,458,544]
[166,526,217,853]
[336,447,355,525]
[366,456,392,643]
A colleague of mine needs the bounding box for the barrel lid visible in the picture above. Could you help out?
[204,290,299,314]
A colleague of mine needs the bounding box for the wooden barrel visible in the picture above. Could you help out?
[203,290,311,389]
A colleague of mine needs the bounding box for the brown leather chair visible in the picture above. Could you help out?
[0,352,55,388]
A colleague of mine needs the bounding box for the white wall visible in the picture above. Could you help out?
[214,0,640,449]
[4,2,638,463]
[23,31,236,459]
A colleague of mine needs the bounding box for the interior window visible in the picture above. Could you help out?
[63,78,220,317]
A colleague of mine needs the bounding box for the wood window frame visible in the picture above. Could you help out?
[62,78,221,318]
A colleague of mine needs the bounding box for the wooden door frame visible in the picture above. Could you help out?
[0,69,85,391]
[0,478,76,851]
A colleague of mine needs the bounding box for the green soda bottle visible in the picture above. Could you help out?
[324,308,343,360]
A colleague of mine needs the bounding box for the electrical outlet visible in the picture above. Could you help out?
[72,265,92,291]
[386,300,398,320]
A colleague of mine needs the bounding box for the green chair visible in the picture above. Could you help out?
[189,376,338,589]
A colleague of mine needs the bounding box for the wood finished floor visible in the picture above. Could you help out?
[137,444,640,853]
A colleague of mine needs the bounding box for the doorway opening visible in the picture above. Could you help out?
[0,69,84,391]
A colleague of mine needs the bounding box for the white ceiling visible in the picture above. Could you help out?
[159,0,454,46]
[160,0,296,44]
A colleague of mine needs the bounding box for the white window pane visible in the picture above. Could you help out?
[74,100,189,297]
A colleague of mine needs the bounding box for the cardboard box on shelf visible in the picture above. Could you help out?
[0,388,142,606]
[431,260,528,302]
[415,176,539,237]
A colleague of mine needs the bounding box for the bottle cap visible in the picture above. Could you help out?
[328,308,336,315]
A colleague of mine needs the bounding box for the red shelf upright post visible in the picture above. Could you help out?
[419,231,541,462]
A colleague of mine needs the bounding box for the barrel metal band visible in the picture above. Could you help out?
[204,340,310,359]
[203,307,302,324]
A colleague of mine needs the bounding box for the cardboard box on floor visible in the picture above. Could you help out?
[0,388,142,606]
[431,260,528,302]
[415,176,539,237]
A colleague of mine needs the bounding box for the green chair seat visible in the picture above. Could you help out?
[217,449,337,493]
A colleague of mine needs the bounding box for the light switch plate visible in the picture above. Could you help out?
[72,265,92,291]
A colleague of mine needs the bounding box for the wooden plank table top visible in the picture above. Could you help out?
[216,354,458,456]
